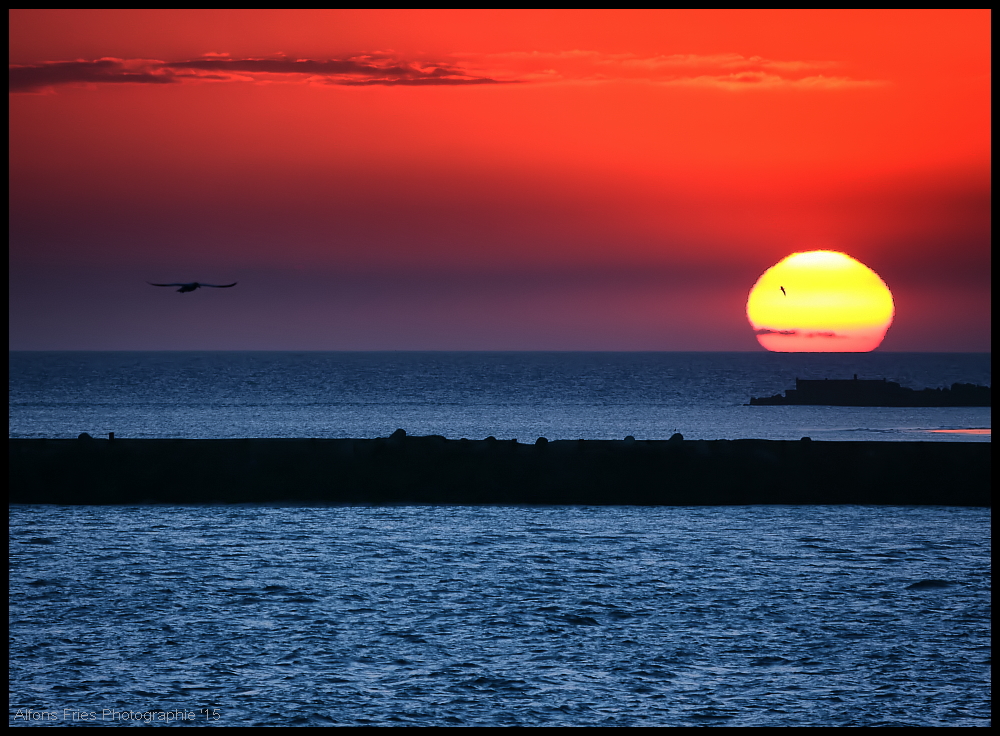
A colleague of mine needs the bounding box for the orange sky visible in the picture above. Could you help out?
[9,9,991,350]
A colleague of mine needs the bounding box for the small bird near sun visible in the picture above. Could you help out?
[746,251,894,352]
[148,281,237,293]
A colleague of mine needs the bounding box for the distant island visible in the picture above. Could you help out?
[749,376,991,407]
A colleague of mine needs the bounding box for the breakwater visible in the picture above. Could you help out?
[748,377,991,407]
[9,434,990,506]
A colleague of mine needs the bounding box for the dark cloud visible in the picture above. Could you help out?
[9,59,178,93]
[333,77,506,87]
[9,55,509,93]
[165,58,409,76]
[9,51,871,93]
[753,329,845,338]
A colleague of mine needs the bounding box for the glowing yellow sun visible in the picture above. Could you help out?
[746,251,894,352]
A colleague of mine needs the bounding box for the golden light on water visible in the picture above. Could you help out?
[926,429,991,435]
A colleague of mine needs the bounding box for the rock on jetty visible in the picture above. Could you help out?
[8,434,990,506]
[749,376,991,407]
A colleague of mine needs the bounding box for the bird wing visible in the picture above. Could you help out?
[148,282,190,287]
[200,282,238,288]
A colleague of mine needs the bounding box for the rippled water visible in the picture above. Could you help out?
[9,505,991,726]
[8,351,991,441]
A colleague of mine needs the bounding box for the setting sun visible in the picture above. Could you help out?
[746,250,894,352]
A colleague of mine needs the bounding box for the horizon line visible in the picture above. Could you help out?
[8,348,992,354]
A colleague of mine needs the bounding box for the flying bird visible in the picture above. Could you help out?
[148,282,237,293]
[780,286,786,296]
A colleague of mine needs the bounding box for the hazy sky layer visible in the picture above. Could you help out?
[9,9,990,350]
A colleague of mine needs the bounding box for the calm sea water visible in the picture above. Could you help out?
[9,504,991,727]
[7,351,992,441]
[8,354,992,726]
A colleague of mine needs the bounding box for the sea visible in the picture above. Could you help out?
[9,352,992,727]
[7,351,992,442]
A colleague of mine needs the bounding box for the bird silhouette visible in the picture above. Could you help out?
[148,282,237,293]
[780,286,786,296]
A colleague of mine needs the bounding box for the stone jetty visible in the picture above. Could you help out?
[8,433,990,506]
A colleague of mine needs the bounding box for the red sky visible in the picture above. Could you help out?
[9,9,990,350]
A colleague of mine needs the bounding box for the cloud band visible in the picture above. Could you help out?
[10,51,879,94]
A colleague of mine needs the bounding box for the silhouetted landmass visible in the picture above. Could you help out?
[749,377,991,407]
[8,434,990,506]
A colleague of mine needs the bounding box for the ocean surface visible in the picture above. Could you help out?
[9,504,991,727]
[9,352,992,726]
[7,351,992,442]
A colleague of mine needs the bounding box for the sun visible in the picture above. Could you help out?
[746,251,894,352]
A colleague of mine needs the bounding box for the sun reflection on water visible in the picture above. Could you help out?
[924,429,991,436]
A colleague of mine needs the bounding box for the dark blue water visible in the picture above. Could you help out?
[9,504,991,727]
[9,352,992,725]
[8,352,991,441]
